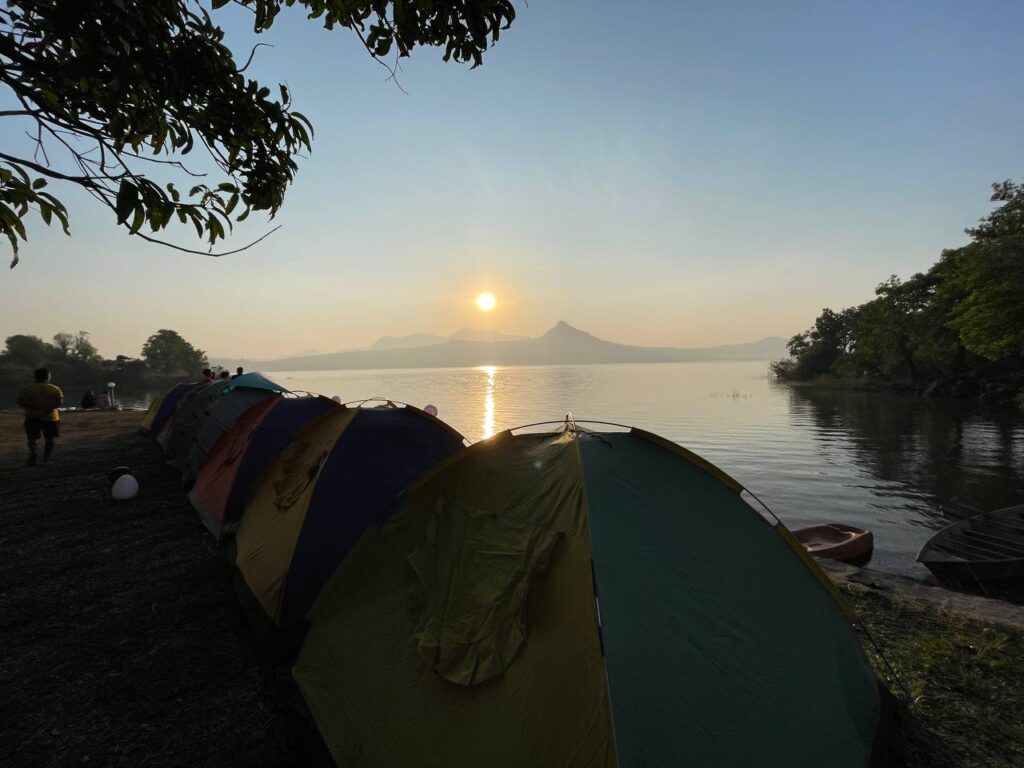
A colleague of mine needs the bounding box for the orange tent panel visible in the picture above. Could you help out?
[189,396,280,537]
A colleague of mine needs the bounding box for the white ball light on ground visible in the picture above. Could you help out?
[112,474,139,500]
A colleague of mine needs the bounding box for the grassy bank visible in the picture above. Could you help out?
[841,581,1024,768]
[1,412,1022,766]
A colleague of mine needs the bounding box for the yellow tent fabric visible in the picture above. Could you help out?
[293,431,616,768]
[138,386,170,432]
[235,408,355,623]
[294,424,881,768]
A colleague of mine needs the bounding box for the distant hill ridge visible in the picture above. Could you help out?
[368,327,528,350]
[212,322,786,372]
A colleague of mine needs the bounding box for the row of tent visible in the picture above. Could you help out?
[140,376,893,768]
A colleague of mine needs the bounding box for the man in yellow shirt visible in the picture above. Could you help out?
[16,368,63,466]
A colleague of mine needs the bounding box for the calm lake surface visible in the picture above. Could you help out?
[150,361,1024,577]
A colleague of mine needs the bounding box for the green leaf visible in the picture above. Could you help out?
[115,181,138,224]
[130,206,145,234]
[52,207,70,235]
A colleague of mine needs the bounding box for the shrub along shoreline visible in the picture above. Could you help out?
[775,372,1024,408]
[1,329,210,408]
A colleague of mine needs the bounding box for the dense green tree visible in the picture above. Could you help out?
[2,333,54,366]
[774,179,1024,388]
[945,180,1024,361]
[141,329,208,374]
[0,1,518,266]
[782,307,858,379]
[50,330,101,363]
[965,180,1024,242]
[52,331,73,356]
[850,275,946,381]
[70,330,100,363]
[943,236,1024,361]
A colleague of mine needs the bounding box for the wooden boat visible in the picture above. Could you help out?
[916,504,1024,599]
[792,524,873,567]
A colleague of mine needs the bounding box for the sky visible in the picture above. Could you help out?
[2,0,1023,359]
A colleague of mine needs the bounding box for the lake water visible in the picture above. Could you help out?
[153,361,1024,578]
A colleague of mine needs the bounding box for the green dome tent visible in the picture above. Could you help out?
[159,373,285,477]
[294,421,883,768]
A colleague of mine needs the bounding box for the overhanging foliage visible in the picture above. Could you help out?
[0,1,517,267]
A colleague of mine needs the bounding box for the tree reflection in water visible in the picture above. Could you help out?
[789,386,1024,532]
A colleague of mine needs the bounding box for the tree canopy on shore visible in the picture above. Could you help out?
[0,1,517,267]
[141,329,208,375]
[1,328,208,396]
[773,180,1024,395]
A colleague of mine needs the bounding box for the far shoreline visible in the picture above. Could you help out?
[772,373,1024,409]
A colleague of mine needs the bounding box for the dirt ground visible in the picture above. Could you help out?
[0,411,324,768]
[2,410,1021,767]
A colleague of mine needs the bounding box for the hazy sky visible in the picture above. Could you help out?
[2,0,1023,359]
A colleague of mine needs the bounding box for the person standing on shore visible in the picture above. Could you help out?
[16,368,63,466]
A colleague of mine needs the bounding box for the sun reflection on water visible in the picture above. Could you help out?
[479,365,496,439]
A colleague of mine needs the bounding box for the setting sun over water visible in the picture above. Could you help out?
[475,292,496,312]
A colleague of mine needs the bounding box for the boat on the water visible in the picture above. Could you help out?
[916,504,1024,600]
[792,524,874,566]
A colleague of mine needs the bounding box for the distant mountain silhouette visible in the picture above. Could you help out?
[368,333,446,351]
[448,327,528,343]
[212,322,786,372]
[368,327,527,350]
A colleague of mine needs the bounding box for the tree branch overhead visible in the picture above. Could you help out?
[0,1,518,267]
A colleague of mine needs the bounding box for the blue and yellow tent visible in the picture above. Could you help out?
[137,385,171,434]
[295,421,882,768]
[190,395,339,539]
[234,403,467,644]
[141,381,198,436]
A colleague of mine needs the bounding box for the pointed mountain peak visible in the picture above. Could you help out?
[448,326,485,340]
[541,320,595,340]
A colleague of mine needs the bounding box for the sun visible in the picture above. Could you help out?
[475,291,497,312]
